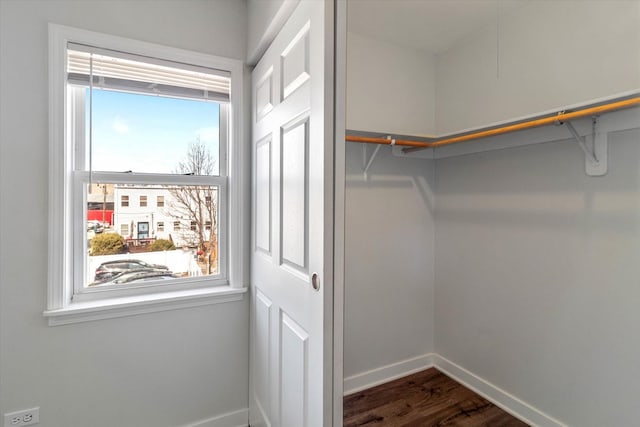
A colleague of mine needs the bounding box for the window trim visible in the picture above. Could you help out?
[47,24,248,325]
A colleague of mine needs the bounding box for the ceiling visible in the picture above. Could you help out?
[348,0,529,55]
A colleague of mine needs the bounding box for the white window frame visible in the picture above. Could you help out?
[45,24,248,325]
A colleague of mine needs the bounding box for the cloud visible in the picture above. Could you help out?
[112,117,129,134]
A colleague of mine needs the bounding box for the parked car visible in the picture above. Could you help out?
[91,270,178,286]
[87,220,104,233]
[94,259,169,282]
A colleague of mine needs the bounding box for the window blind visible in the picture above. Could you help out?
[67,43,230,102]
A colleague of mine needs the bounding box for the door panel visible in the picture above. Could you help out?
[281,22,310,100]
[280,115,309,272]
[250,1,332,426]
[256,67,274,120]
[254,290,272,422]
[280,311,308,427]
[255,136,272,254]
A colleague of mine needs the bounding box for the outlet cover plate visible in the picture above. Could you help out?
[4,408,39,427]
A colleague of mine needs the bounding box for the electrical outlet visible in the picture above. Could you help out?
[3,408,39,427]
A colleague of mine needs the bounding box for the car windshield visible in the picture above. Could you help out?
[135,261,155,268]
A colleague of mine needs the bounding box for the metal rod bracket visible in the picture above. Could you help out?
[362,137,389,178]
[565,118,607,176]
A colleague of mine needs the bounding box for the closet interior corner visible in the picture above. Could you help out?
[342,1,640,426]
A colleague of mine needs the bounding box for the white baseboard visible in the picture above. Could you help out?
[432,354,566,427]
[343,353,565,427]
[343,353,435,395]
[182,408,248,427]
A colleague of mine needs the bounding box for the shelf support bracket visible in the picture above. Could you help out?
[363,144,381,178]
[363,136,393,178]
[566,121,597,163]
[564,118,607,176]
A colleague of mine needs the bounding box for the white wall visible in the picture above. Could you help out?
[346,1,640,137]
[344,10,438,381]
[346,31,437,136]
[342,13,437,393]
[435,0,640,134]
[343,143,435,380]
[435,121,640,426]
[343,23,437,382]
[0,1,249,426]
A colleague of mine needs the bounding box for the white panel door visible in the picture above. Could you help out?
[250,1,334,427]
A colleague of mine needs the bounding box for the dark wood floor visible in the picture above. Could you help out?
[344,368,529,427]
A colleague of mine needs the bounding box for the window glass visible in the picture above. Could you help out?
[85,183,220,286]
[72,49,225,290]
[87,89,220,176]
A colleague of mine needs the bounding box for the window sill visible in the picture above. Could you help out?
[43,286,247,326]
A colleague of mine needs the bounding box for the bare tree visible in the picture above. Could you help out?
[166,139,218,272]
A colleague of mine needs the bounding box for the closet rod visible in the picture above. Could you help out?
[345,96,640,152]
[345,135,431,148]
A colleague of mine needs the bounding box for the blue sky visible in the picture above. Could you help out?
[89,89,220,175]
